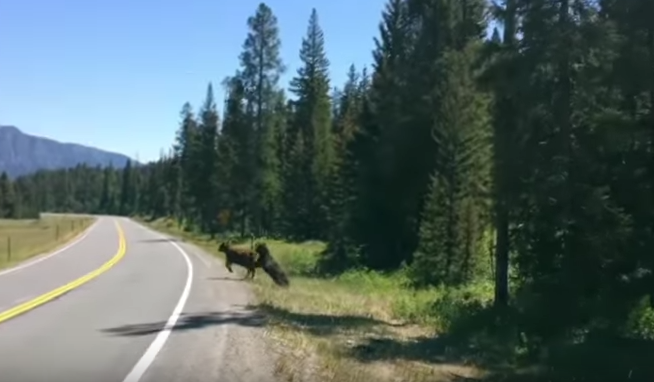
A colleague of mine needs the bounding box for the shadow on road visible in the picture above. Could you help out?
[101,309,265,336]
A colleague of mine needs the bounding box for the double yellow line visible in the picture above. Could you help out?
[0,219,127,324]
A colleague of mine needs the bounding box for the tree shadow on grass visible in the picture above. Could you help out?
[511,337,654,382]
[342,332,654,382]
[345,334,489,368]
[100,309,265,337]
[254,303,495,380]
[252,303,404,337]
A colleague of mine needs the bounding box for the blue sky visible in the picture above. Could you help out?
[0,0,388,162]
[0,0,495,163]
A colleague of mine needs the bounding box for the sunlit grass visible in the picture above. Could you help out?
[0,216,94,269]
[142,216,491,382]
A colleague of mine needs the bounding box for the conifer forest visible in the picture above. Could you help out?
[1,1,654,379]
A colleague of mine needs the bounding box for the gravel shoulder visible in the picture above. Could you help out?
[131,219,279,382]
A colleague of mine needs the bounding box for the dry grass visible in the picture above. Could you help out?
[0,215,94,269]
[249,241,488,382]
[141,217,490,382]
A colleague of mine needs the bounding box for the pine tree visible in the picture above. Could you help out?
[486,0,520,307]
[412,43,492,286]
[288,8,334,239]
[281,129,311,239]
[197,83,221,234]
[238,2,285,235]
[220,75,253,236]
[119,159,137,215]
[173,102,200,228]
[98,166,117,214]
[168,148,183,223]
[349,0,417,270]
[322,65,365,269]
[0,172,16,218]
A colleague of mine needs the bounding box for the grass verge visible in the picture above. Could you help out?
[0,215,94,270]
[139,217,495,382]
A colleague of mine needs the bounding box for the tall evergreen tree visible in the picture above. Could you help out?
[480,0,521,307]
[412,43,493,286]
[238,2,285,235]
[350,0,416,270]
[173,102,200,228]
[197,83,221,234]
[118,159,137,215]
[0,172,16,218]
[98,165,116,214]
[322,65,366,268]
[288,8,334,239]
[220,75,254,236]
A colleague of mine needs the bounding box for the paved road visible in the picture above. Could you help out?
[0,216,276,382]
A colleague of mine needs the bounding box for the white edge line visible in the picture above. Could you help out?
[135,223,211,268]
[0,217,101,277]
[121,234,194,382]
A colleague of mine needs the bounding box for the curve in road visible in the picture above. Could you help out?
[0,217,101,278]
[121,234,193,382]
[0,216,276,382]
[0,219,126,324]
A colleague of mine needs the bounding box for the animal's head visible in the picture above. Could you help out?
[218,242,229,252]
[254,242,269,256]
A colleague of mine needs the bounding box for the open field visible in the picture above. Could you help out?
[0,215,95,270]
[141,217,495,382]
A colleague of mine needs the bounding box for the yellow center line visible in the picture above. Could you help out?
[0,219,127,324]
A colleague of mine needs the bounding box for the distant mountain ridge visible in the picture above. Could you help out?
[0,125,136,178]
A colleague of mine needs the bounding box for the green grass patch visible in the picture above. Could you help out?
[140,217,493,382]
[140,217,654,382]
[0,215,94,269]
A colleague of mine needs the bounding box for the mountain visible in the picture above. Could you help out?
[0,125,136,178]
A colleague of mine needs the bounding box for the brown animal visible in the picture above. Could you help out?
[218,242,259,280]
[254,242,290,287]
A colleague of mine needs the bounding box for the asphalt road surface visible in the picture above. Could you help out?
[0,216,277,382]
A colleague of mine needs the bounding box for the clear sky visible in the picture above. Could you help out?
[0,0,388,162]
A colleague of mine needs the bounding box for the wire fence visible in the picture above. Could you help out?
[0,218,89,264]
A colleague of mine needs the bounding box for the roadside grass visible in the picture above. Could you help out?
[140,217,494,382]
[0,215,94,270]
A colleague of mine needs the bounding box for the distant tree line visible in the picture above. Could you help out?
[2,0,654,355]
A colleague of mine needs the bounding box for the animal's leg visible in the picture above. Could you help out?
[225,259,234,273]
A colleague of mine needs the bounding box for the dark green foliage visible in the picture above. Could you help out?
[412,43,492,287]
[0,172,17,218]
[288,8,334,240]
[7,1,654,376]
[238,2,285,236]
[197,83,222,234]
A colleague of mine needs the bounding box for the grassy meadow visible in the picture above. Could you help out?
[0,215,94,270]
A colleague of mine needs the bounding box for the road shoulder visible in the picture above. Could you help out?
[137,217,488,382]
[130,218,279,382]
